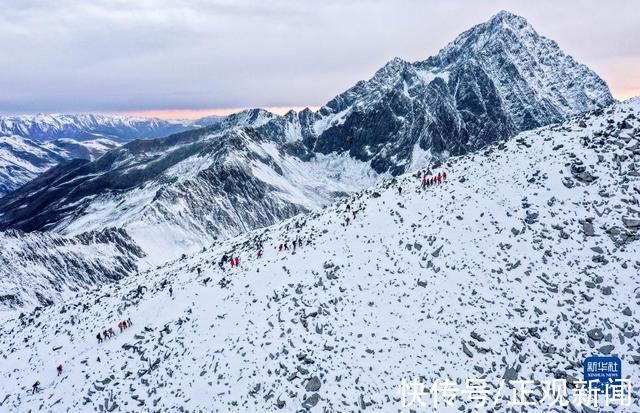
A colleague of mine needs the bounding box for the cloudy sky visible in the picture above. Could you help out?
[0,0,638,118]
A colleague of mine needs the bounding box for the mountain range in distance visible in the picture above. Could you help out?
[0,11,614,266]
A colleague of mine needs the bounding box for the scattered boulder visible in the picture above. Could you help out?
[598,345,615,355]
[302,393,320,409]
[462,342,473,358]
[503,366,518,382]
[305,376,321,392]
[587,328,604,341]
[622,217,640,229]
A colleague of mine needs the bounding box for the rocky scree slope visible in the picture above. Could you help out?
[0,99,638,412]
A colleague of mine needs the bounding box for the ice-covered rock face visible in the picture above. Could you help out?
[0,99,637,412]
[305,10,612,174]
[0,11,615,263]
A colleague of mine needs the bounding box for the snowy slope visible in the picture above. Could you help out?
[0,99,637,412]
[0,228,146,312]
[0,135,119,196]
[0,11,615,265]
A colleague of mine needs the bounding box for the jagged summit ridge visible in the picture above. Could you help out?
[421,10,611,123]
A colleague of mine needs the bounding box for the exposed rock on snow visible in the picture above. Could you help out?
[0,98,638,412]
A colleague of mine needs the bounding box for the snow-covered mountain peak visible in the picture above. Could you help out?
[216,108,278,130]
[375,56,411,75]
[487,9,530,28]
[426,10,540,63]
[0,11,616,271]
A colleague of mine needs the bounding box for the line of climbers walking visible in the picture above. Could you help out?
[96,317,133,344]
[277,237,304,252]
[31,222,315,396]
[30,317,134,396]
[202,223,310,289]
[420,170,447,189]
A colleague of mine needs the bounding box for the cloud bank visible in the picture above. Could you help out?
[0,0,637,114]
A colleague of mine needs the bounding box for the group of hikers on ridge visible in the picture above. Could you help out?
[96,318,133,343]
[217,254,241,269]
[277,237,304,251]
[421,170,447,189]
[343,203,362,226]
[211,235,306,275]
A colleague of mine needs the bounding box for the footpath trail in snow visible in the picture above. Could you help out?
[0,100,639,412]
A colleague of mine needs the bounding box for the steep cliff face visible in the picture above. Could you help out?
[302,10,613,173]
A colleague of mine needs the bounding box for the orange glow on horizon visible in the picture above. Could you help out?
[113,87,639,120]
[119,106,321,120]
[615,88,640,101]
